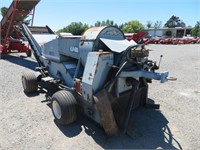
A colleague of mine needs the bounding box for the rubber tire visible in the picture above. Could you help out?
[22,72,38,93]
[26,49,32,57]
[51,90,77,125]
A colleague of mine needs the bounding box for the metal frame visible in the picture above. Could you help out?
[0,0,40,55]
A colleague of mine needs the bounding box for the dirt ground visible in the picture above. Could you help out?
[0,44,200,149]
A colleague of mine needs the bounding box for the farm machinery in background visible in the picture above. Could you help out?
[125,32,200,45]
[168,37,199,44]
[125,31,147,44]
[17,23,176,135]
[144,37,200,45]
[0,0,40,57]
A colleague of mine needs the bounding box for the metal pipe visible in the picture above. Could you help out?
[106,61,128,92]
[31,7,36,26]
[17,24,44,67]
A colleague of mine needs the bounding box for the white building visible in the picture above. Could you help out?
[145,27,192,38]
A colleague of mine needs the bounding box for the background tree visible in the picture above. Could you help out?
[118,23,124,30]
[93,19,126,30]
[153,21,162,36]
[191,21,200,37]
[94,21,101,27]
[57,22,89,35]
[94,19,118,27]
[122,20,144,33]
[154,21,162,29]
[146,21,153,29]
[165,30,172,37]
[0,7,8,17]
[164,15,186,28]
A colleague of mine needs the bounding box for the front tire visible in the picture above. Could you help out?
[51,90,77,125]
[22,72,38,93]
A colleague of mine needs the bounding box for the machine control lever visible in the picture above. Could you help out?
[158,55,163,68]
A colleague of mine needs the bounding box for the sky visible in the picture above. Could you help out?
[0,0,199,31]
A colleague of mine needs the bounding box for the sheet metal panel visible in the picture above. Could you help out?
[82,52,113,102]
[32,34,57,46]
[82,26,125,40]
[100,38,137,53]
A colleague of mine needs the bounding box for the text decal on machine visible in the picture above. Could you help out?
[70,46,79,53]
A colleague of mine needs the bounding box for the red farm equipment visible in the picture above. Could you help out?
[125,32,148,44]
[0,0,40,57]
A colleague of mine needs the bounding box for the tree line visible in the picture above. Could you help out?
[1,7,199,37]
[56,15,200,37]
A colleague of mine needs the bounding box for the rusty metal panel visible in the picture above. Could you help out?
[80,26,127,66]
[94,89,118,135]
[82,26,107,40]
[28,26,54,34]
[82,52,113,102]
[16,0,40,11]
[82,26,125,40]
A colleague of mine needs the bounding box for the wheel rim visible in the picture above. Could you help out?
[52,100,62,119]
[22,77,27,90]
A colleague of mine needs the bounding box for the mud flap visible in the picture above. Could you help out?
[94,89,118,135]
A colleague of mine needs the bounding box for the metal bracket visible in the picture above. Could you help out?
[119,70,169,83]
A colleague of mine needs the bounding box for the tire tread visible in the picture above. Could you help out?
[22,72,38,93]
[52,90,77,125]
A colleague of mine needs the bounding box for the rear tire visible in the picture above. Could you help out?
[51,90,77,125]
[22,72,38,93]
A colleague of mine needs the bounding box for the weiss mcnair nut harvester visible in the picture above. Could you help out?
[17,24,175,135]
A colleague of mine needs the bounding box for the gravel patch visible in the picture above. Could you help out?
[0,44,199,149]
